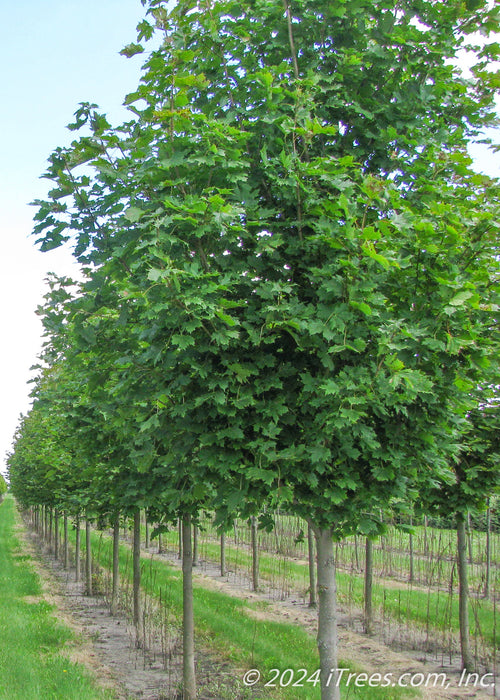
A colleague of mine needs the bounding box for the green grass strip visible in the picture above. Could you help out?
[154,529,498,649]
[79,527,416,700]
[0,498,114,700]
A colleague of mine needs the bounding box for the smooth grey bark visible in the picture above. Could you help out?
[75,514,81,582]
[251,516,259,592]
[220,531,226,577]
[54,509,59,559]
[457,515,474,672]
[315,526,340,700]
[182,514,196,700]
[308,523,317,608]
[111,513,120,615]
[85,518,92,595]
[145,514,150,549]
[193,524,199,566]
[133,510,144,647]
[63,513,69,569]
[364,537,373,635]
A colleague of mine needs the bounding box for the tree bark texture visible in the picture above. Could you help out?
[457,515,474,672]
[133,510,144,647]
[315,527,340,700]
[308,523,317,608]
[85,518,92,595]
[182,514,196,700]
[111,513,120,615]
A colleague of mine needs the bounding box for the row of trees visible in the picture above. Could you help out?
[8,1,500,698]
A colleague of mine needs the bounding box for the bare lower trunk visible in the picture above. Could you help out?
[220,531,226,577]
[133,510,143,647]
[75,514,81,582]
[193,524,199,566]
[63,513,69,569]
[111,513,120,615]
[364,537,373,635]
[178,518,183,559]
[251,516,259,592]
[182,514,196,700]
[409,516,414,583]
[85,518,92,595]
[54,509,59,559]
[308,523,317,607]
[315,526,340,700]
[457,515,474,672]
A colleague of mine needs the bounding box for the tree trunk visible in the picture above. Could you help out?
[111,513,120,615]
[49,508,53,549]
[54,509,59,559]
[193,524,199,566]
[251,516,259,592]
[467,512,473,564]
[220,531,226,577]
[85,518,92,595]
[75,514,81,582]
[364,537,373,635]
[144,512,150,549]
[182,514,196,700]
[133,510,143,647]
[315,526,340,700]
[457,514,474,672]
[158,530,163,554]
[308,523,317,608]
[484,502,491,599]
[63,513,69,569]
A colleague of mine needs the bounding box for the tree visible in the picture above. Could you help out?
[22,1,500,698]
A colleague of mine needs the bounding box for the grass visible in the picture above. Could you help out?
[138,525,499,649]
[71,525,416,700]
[0,497,115,700]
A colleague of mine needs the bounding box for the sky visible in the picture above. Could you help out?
[0,2,498,477]
[0,0,149,474]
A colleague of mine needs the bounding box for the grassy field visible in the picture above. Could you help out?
[0,497,114,700]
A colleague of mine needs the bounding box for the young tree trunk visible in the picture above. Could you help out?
[49,508,53,549]
[308,523,317,608]
[182,514,196,700]
[457,514,474,672]
[193,524,199,567]
[315,526,340,700]
[75,514,81,582]
[63,513,69,569]
[133,509,143,647]
[145,515,150,549]
[364,537,373,635]
[85,518,92,595]
[484,502,491,600]
[251,516,259,592]
[158,530,163,554]
[467,512,473,564]
[54,509,60,560]
[220,531,226,577]
[178,518,183,560]
[111,513,120,615]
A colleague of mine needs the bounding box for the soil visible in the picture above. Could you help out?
[16,517,498,700]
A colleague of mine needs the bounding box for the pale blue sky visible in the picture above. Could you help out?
[0,2,498,475]
[0,0,148,473]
